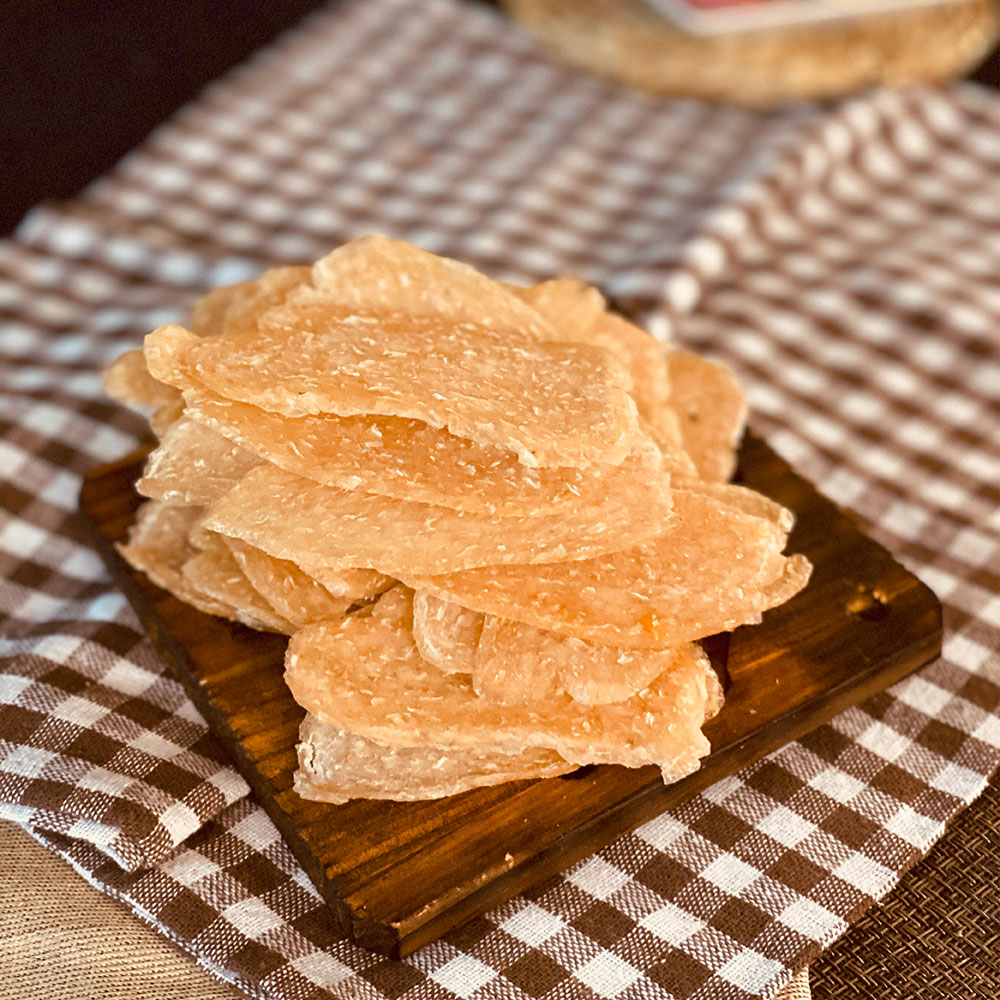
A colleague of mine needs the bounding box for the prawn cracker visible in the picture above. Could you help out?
[186,388,667,515]
[286,588,721,782]
[138,416,260,506]
[301,235,556,340]
[412,592,482,674]
[668,349,748,483]
[144,316,639,468]
[221,536,357,628]
[182,533,294,633]
[403,486,811,648]
[295,715,571,804]
[204,463,672,575]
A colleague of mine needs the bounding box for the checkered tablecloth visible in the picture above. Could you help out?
[1,1,998,997]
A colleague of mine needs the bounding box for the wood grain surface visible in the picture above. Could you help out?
[79,433,942,957]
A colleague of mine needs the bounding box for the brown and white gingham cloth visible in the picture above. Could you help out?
[1,0,998,996]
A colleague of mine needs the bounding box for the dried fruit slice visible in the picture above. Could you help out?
[412,592,482,674]
[104,348,181,410]
[185,388,666,515]
[667,349,747,483]
[300,235,556,341]
[204,463,672,575]
[221,536,356,628]
[137,417,260,506]
[144,315,639,468]
[182,533,294,633]
[474,618,693,706]
[403,486,810,648]
[294,715,571,804]
[285,588,720,781]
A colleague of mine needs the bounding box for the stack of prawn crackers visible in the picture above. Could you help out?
[104,236,811,804]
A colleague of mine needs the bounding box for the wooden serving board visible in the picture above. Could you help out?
[79,434,941,957]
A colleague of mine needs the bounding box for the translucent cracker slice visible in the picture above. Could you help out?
[411,593,700,706]
[213,266,313,336]
[297,563,395,603]
[285,588,720,781]
[137,416,260,506]
[412,592,482,674]
[221,536,356,628]
[300,235,556,341]
[514,280,696,475]
[510,278,606,340]
[693,481,794,533]
[294,715,571,804]
[204,463,672,575]
[474,618,694,706]
[667,349,748,483]
[117,502,237,621]
[145,316,639,468]
[522,283,668,420]
[104,348,181,410]
[402,485,811,649]
[189,281,255,336]
[149,397,186,439]
[182,533,294,633]
[185,388,665,515]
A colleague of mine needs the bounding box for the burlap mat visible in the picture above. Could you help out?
[812,772,1000,998]
[0,819,240,1000]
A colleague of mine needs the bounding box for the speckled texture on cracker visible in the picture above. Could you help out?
[203,462,673,575]
[295,714,571,804]
[404,485,810,648]
[185,389,670,515]
[286,588,720,781]
[144,315,640,468]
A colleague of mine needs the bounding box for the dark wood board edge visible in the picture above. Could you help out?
[78,439,943,957]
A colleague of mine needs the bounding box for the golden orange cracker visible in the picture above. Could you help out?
[185,388,667,515]
[295,715,571,804]
[103,348,181,410]
[402,485,810,648]
[204,463,672,575]
[511,277,607,340]
[296,563,396,603]
[188,281,255,336]
[667,349,748,483]
[214,266,313,336]
[474,618,693,706]
[412,592,482,674]
[149,396,186,439]
[301,235,556,341]
[221,536,356,628]
[285,588,720,780]
[145,314,639,468]
[514,279,695,473]
[182,533,294,633]
[137,417,260,506]
[117,502,236,620]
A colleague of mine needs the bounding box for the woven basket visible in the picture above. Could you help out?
[504,0,999,105]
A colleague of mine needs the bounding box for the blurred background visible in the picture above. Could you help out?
[1,0,996,236]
